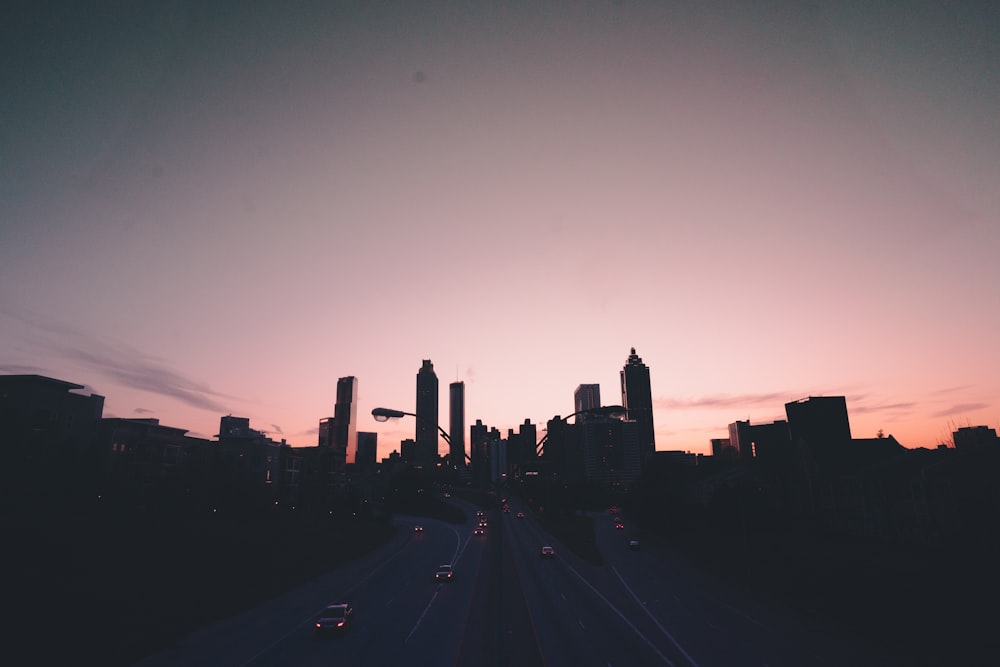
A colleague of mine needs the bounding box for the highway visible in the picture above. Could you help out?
[132,496,892,667]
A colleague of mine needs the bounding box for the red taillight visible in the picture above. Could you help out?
[337,621,345,627]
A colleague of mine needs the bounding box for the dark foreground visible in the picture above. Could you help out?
[9,505,397,667]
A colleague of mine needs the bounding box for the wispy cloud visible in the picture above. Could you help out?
[270,423,284,434]
[655,392,791,410]
[0,363,49,375]
[850,401,919,415]
[133,407,155,415]
[930,385,975,396]
[60,344,234,413]
[6,306,236,414]
[933,403,991,418]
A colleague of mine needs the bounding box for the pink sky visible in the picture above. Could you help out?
[2,1,997,459]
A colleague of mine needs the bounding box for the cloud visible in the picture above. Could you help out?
[6,306,236,414]
[0,363,49,375]
[930,385,975,396]
[849,401,918,415]
[655,392,791,410]
[933,403,991,418]
[270,423,284,434]
[133,407,155,415]
[61,344,234,413]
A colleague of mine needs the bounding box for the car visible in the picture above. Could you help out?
[413,525,424,533]
[516,512,525,518]
[629,539,641,551]
[478,519,487,527]
[444,492,451,497]
[315,603,353,635]
[540,546,555,559]
[502,505,511,513]
[435,564,454,581]
[473,526,485,536]
[615,522,625,529]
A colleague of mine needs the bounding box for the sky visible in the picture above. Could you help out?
[2,1,998,459]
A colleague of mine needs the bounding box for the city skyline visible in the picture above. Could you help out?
[2,1,997,459]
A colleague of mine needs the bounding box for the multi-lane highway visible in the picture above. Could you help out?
[132,496,892,667]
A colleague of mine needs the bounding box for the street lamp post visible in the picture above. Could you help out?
[534,405,626,456]
[372,407,471,464]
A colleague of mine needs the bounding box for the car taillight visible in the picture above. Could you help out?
[337,621,345,627]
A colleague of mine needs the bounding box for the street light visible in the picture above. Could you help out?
[372,407,407,422]
[372,406,471,466]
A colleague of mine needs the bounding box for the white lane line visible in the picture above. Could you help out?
[613,566,702,667]
[407,587,441,643]
[715,599,769,631]
[562,561,675,666]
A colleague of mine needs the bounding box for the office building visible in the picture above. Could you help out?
[356,431,378,472]
[449,381,466,467]
[416,360,439,467]
[582,416,640,484]
[574,384,601,421]
[785,396,851,448]
[335,376,359,465]
[620,347,655,460]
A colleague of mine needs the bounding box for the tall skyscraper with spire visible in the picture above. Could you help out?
[449,380,466,467]
[415,360,439,467]
[620,347,655,461]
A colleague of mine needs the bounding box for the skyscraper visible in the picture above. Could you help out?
[415,360,439,467]
[356,431,378,473]
[449,381,466,467]
[620,347,655,461]
[335,376,358,465]
[574,384,601,421]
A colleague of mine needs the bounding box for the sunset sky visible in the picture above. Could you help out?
[2,1,997,459]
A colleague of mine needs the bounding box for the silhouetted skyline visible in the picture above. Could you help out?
[1,1,997,456]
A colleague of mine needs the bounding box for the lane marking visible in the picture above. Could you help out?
[562,560,675,666]
[406,587,441,643]
[613,566,702,667]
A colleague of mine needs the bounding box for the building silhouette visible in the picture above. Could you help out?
[574,384,601,422]
[317,417,333,448]
[785,395,851,448]
[953,425,1000,452]
[449,381,466,467]
[620,347,655,461]
[415,360,438,468]
[355,431,378,474]
[334,376,358,466]
[582,416,640,484]
[470,418,499,486]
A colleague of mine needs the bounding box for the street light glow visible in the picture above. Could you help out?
[372,407,407,422]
